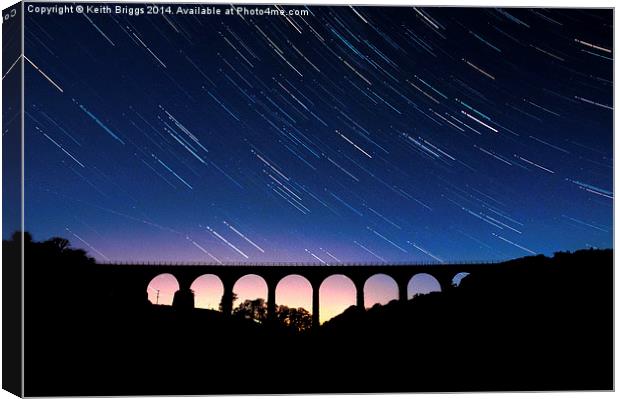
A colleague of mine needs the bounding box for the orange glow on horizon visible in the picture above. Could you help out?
[276,274,312,311]
[147,273,179,305]
[146,272,444,322]
[191,274,223,310]
[320,274,356,324]
[233,274,267,308]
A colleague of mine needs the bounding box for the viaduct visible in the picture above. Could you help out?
[95,261,500,327]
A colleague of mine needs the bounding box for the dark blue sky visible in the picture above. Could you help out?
[19,4,612,263]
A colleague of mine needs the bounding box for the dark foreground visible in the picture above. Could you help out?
[6,234,613,395]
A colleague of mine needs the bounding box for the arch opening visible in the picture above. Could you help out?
[147,273,179,306]
[319,274,356,325]
[190,274,224,310]
[232,274,268,321]
[276,274,313,331]
[364,273,398,308]
[453,272,471,287]
[276,274,312,311]
[408,273,441,299]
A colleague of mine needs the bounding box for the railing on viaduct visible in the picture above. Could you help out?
[95,261,503,327]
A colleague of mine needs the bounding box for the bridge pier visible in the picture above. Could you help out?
[266,279,277,323]
[397,277,409,303]
[357,287,365,310]
[435,273,455,293]
[353,278,365,310]
[221,279,235,316]
[311,281,320,329]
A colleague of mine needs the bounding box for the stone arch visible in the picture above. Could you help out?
[364,273,399,308]
[146,273,179,306]
[319,274,356,324]
[275,274,313,312]
[407,273,441,298]
[232,274,268,310]
[190,274,224,310]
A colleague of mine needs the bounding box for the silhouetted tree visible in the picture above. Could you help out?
[10,231,32,244]
[47,237,70,252]
[233,298,267,321]
[230,299,312,330]
[218,292,237,312]
[276,305,312,332]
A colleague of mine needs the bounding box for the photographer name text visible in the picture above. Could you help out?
[27,4,309,17]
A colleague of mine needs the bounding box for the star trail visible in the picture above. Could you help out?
[18,4,612,264]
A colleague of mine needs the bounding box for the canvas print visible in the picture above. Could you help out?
[2,1,613,396]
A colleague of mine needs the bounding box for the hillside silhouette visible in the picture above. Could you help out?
[6,232,613,395]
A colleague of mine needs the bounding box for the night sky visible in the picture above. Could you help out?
[20,3,612,267]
